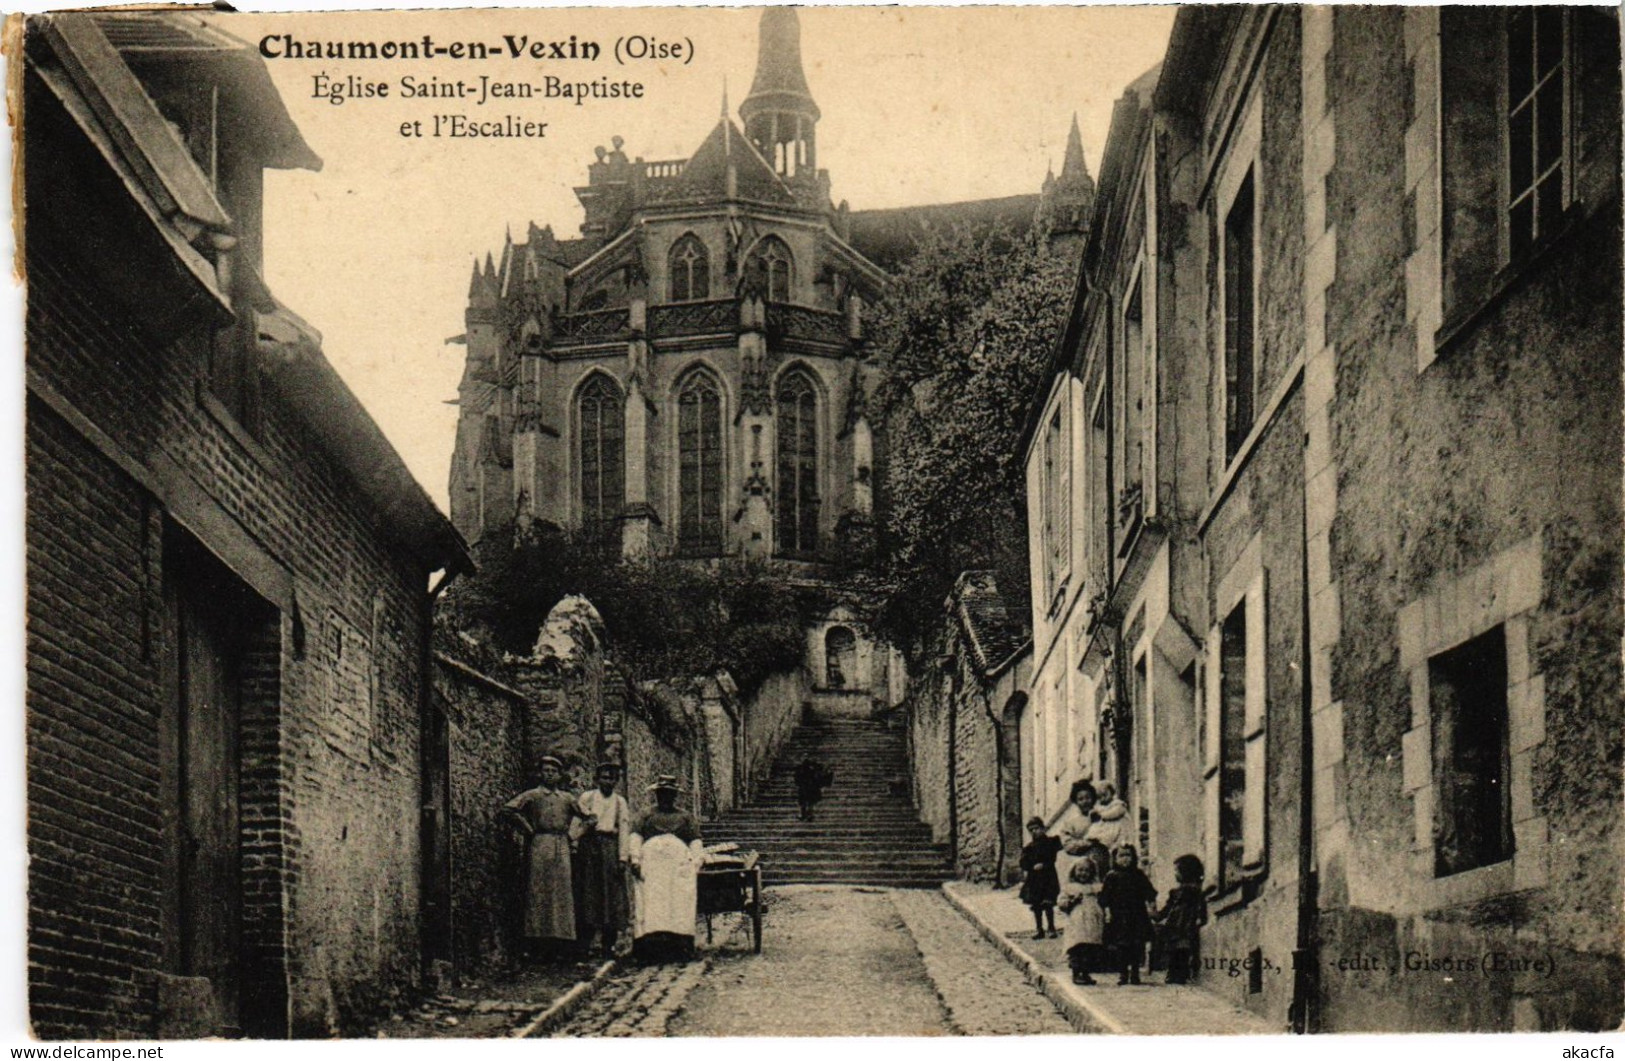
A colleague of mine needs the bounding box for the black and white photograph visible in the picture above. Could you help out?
[10,0,1624,1044]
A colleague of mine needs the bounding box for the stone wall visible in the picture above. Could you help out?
[905,617,1032,885]
[435,656,527,976]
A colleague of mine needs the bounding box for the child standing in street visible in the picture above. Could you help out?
[1156,854,1209,984]
[1058,858,1104,984]
[1018,817,1062,939]
[1100,843,1157,985]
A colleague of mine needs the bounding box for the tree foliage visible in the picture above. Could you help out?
[444,526,820,698]
[868,224,1075,655]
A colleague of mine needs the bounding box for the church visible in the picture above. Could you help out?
[447,7,1093,573]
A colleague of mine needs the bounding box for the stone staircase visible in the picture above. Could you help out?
[704,715,954,888]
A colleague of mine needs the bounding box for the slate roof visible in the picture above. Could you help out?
[846,194,1040,271]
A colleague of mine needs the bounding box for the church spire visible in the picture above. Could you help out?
[1060,113,1090,184]
[739,7,820,180]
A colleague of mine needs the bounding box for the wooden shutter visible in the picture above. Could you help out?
[1242,571,1269,872]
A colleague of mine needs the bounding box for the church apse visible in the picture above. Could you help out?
[447,8,1088,563]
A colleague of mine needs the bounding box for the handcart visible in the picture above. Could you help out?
[697,850,763,953]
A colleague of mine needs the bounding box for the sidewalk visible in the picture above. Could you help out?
[943,881,1279,1035]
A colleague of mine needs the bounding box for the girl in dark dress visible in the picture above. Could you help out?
[1099,843,1157,985]
[1018,817,1062,939]
[1155,853,1209,984]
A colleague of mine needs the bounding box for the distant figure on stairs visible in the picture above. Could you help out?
[795,755,834,821]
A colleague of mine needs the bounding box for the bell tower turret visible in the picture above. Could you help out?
[739,8,820,182]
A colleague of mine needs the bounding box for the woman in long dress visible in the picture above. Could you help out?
[499,756,593,959]
[628,775,704,962]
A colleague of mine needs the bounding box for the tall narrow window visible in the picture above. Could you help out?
[578,375,625,535]
[747,237,793,302]
[1430,627,1513,877]
[1122,278,1145,526]
[1506,8,1568,258]
[1089,386,1108,588]
[1218,602,1248,890]
[668,234,710,302]
[1043,409,1066,602]
[1223,171,1256,461]
[678,372,723,552]
[775,370,819,556]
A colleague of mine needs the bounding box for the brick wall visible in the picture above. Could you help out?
[28,210,438,1036]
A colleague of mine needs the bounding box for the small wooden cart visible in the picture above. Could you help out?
[696,852,763,953]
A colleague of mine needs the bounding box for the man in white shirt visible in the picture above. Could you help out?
[575,762,631,958]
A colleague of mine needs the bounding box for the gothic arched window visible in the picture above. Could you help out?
[668,235,710,302]
[677,371,724,552]
[775,369,819,556]
[747,236,793,302]
[578,374,625,535]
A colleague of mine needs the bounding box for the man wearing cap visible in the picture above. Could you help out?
[574,762,631,959]
[628,776,704,961]
[499,755,592,959]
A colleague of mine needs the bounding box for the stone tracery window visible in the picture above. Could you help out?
[775,369,819,556]
[677,370,724,552]
[578,374,625,535]
[747,236,793,302]
[668,234,710,303]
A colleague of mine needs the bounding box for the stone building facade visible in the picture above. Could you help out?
[23,13,468,1038]
[1023,5,1621,1032]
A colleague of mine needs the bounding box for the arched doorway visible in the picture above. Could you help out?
[999,692,1029,886]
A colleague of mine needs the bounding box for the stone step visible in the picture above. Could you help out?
[760,870,949,883]
[750,851,949,864]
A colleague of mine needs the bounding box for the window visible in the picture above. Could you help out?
[578,374,625,534]
[746,236,793,302]
[1430,627,1513,877]
[579,289,609,311]
[1505,8,1569,259]
[1217,602,1248,890]
[677,371,723,552]
[1438,7,1574,324]
[668,234,710,302]
[1222,171,1256,461]
[775,370,819,556]
[1121,277,1146,529]
[1089,384,1108,589]
[1043,408,1067,603]
[1205,553,1267,899]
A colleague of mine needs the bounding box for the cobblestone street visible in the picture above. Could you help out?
[549,886,1075,1037]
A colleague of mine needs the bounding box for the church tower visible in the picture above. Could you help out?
[1036,114,1096,258]
[739,8,821,187]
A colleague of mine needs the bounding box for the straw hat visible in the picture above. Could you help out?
[647,774,683,793]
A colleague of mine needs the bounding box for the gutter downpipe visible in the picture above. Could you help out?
[419,563,463,981]
[1289,436,1320,1034]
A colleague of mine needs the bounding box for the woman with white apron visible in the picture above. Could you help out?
[628,775,704,962]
